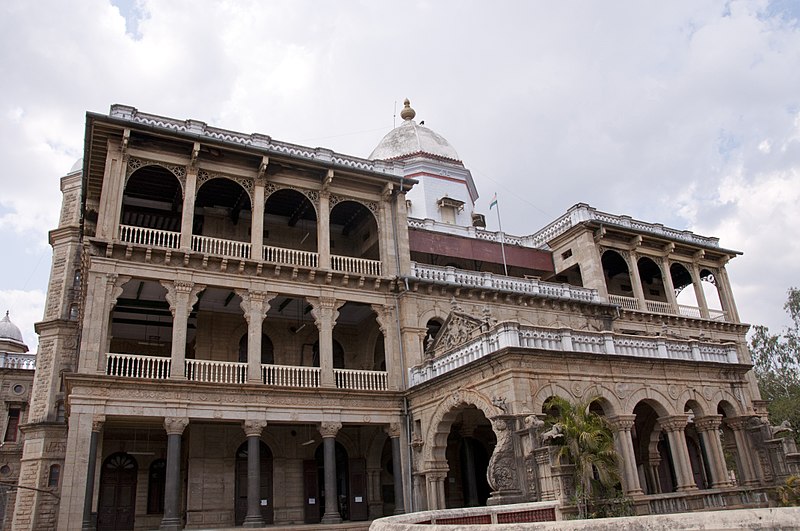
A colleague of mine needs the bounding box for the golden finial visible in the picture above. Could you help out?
[400,98,416,121]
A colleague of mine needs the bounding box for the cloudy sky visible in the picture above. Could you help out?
[1,0,799,350]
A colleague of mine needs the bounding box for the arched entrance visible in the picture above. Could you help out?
[443,406,494,508]
[235,440,274,525]
[97,452,138,530]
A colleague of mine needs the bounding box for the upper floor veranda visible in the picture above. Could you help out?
[75,107,743,332]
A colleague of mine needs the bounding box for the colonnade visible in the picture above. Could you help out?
[78,416,405,530]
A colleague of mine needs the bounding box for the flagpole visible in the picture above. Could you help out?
[493,196,509,276]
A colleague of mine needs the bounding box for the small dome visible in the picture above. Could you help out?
[369,99,461,162]
[69,158,83,173]
[0,311,26,348]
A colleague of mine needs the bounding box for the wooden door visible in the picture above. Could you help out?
[349,458,368,521]
[303,459,320,523]
[97,453,138,531]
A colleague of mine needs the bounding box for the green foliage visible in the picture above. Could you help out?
[544,396,622,519]
[777,475,800,507]
[750,287,800,443]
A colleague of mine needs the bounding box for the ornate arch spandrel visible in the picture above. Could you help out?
[125,157,186,196]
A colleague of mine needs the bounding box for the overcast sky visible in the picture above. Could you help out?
[1,0,799,351]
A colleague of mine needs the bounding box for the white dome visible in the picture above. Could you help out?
[369,100,461,162]
[0,312,26,351]
[69,158,83,173]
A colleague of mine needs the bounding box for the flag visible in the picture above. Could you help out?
[489,194,498,210]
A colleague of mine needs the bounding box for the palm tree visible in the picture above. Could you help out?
[544,396,620,518]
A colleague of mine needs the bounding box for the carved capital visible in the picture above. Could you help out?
[161,280,206,316]
[237,290,273,323]
[658,415,689,433]
[309,297,344,329]
[724,416,753,432]
[242,420,267,437]
[694,414,723,433]
[318,422,342,438]
[385,422,402,438]
[372,304,394,334]
[107,274,131,309]
[91,414,106,432]
[164,417,189,435]
[607,414,637,432]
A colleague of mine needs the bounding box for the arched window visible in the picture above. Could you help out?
[238,333,275,364]
[48,464,61,488]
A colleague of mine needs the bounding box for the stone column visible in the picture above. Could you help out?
[646,451,662,494]
[627,251,647,310]
[726,417,760,486]
[250,171,266,261]
[310,297,343,388]
[386,423,405,514]
[162,280,205,379]
[659,415,697,492]
[161,417,189,531]
[373,304,399,390]
[694,415,731,488]
[713,265,740,322]
[81,415,104,531]
[242,420,267,528]
[661,258,679,314]
[179,166,198,251]
[237,290,273,383]
[319,422,342,524]
[81,272,129,374]
[608,414,643,495]
[425,471,447,510]
[318,190,331,270]
[689,264,710,318]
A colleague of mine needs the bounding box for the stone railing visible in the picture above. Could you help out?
[0,352,36,370]
[644,487,770,515]
[105,354,388,391]
[334,368,388,391]
[410,263,600,303]
[263,245,318,268]
[107,353,171,379]
[186,359,247,384]
[191,235,251,259]
[109,104,405,178]
[526,203,723,249]
[409,322,739,387]
[609,295,728,322]
[262,364,320,388]
[119,224,180,249]
[332,255,382,276]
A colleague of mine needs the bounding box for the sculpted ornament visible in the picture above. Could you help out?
[386,423,402,438]
[318,422,342,438]
[164,417,189,435]
[92,415,106,432]
[242,420,267,437]
[487,417,517,491]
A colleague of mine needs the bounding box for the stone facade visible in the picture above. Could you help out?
[13,103,798,530]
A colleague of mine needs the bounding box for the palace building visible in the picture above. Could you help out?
[11,101,798,530]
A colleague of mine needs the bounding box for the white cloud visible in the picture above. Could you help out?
[0,0,798,338]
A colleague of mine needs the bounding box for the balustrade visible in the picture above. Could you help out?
[609,294,639,310]
[186,359,247,384]
[263,246,318,268]
[0,352,36,370]
[332,254,382,276]
[334,368,388,391]
[262,364,320,388]
[409,323,739,387]
[106,353,171,379]
[191,234,251,259]
[119,224,180,249]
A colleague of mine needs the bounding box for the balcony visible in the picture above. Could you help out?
[0,352,36,370]
[410,262,600,303]
[408,322,739,387]
[608,294,727,321]
[105,353,388,391]
[117,225,382,276]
